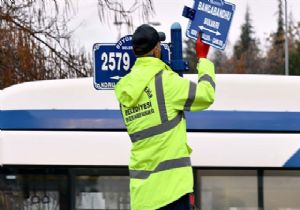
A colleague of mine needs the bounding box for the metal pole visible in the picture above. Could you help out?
[284,0,289,75]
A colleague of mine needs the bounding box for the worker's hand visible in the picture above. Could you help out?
[196,34,210,59]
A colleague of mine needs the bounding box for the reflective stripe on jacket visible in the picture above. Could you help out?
[115,57,215,210]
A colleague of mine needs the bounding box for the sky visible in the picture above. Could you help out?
[69,0,300,53]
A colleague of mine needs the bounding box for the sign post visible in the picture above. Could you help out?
[170,22,188,76]
[182,0,236,50]
[93,35,170,90]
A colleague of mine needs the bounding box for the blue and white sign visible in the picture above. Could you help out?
[183,0,236,50]
[93,35,170,90]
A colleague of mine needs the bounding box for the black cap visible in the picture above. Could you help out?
[132,24,166,56]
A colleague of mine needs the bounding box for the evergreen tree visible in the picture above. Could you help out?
[289,42,300,75]
[274,0,285,45]
[264,0,285,74]
[183,39,198,74]
[211,49,233,73]
[233,5,255,59]
[232,5,261,74]
[289,22,300,75]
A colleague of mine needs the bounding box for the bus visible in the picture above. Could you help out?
[1,74,300,210]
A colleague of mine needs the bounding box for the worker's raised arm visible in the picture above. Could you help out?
[190,57,215,111]
[163,36,215,112]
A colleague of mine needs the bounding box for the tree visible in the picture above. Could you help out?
[289,41,300,75]
[232,5,262,74]
[264,0,285,74]
[233,5,255,59]
[211,49,235,74]
[275,0,285,46]
[0,0,155,89]
[97,0,154,34]
[183,39,231,74]
[0,0,92,89]
[183,39,198,74]
[289,21,300,75]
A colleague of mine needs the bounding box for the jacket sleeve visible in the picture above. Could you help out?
[164,58,215,112]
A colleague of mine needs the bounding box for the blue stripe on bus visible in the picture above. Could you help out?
[1,110,300,131]
[0,110,124,129]
[284,149,300,167]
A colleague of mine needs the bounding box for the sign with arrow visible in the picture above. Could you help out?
[93,35,170,90]
[182,0,236,50]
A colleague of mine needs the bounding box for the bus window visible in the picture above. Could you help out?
[264,170,300,210]
[195,170,259,210]
[0,173,67,210]
[75,175,130,210]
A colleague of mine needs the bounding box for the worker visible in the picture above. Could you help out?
[114,24,215,210]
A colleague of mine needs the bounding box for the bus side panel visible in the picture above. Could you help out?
[2,131,300,168]
[1,131,131,166]
[188,132,300,168]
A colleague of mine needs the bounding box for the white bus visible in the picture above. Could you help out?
[1,74,300,210]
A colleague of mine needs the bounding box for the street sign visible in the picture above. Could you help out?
[93,35,170,90]
[183,0,236,50]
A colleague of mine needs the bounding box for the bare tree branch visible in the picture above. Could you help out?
[97,0,155,32]
[0,0,155,89]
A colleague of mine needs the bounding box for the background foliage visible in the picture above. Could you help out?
[1,0,300,89]
[0,0,154,89]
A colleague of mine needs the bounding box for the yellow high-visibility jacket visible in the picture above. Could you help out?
[115,56,215,210]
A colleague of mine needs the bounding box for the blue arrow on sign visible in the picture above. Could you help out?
[183,0,236,50]
[93,35,170,90]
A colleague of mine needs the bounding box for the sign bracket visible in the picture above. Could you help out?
[182,6,196,20]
